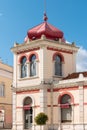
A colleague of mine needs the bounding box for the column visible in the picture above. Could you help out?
[40,85,47,113]
[40,85,47,130]
[36,60,39,77]
[12,91,17,130]
[62,62,64,76]
[18,64,21,78]
[26,62,30,77]
[79,82,84,130]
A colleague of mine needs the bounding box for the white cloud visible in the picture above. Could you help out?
[76,47,87,72]
[65,40,70,44]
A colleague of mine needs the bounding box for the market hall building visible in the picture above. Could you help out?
[11,13,87,130]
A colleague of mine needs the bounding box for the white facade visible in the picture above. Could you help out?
[11,30,87,130]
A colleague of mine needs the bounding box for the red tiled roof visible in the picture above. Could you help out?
[27,22,64,40]
[63,72,87,80]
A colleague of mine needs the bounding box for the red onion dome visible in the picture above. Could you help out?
[27,22,64,41]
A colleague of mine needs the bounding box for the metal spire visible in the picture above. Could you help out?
[43,0,48,21]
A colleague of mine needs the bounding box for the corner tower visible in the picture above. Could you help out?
[11,13,79,130]
[12,13,78,82]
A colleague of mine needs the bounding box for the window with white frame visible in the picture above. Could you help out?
[54,55,62,76]
[30,54,36,77]
[0,84,4,97]
[19,53,38,79]
[23,97,33,129]
[60,94,72,122]
[21,56,27,78]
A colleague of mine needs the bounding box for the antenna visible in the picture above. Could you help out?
[44,0,46,13]
[43,0,48,21]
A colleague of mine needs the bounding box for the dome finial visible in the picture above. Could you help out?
[43,0,48,21]
[43,12,48,21]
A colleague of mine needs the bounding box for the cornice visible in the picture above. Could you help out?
[11,38,79,54]
[47,46,73,54]
[0,67,13,73]
[54,80,87,89]
[0,68,13,79]
[14,84,42,92]
[54,82,78,88]
[17,47,40,54]
[13,83,52,93]
[12,80,87,93]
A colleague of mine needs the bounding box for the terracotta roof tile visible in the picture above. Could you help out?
[63,72,87,80]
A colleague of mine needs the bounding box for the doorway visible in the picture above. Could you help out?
[23,97,33,129]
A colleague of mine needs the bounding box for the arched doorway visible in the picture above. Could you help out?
[23,97,33,129]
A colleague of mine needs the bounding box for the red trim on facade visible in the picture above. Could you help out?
[58,87,78,92]
[17,47,40,54]
[75,103,87,106]
[18,53,28,64]
[18,48,40,64]
[34,105,40,108]
[53,52,64,62]
[84,103,87,105]
[53,105,58,107]
[16,89,40,94]
[58,91,74,104]
[23,105,31,110]
[73,103,79,106]
[48,86,78,92]
[48,104,80,107]
[47,47,73,54]
[16,103,87,109]
[16,105,40,109]
[47,105,58,107]
[83,85,87,89]
[28,51,39,61]
[60,103,70,108]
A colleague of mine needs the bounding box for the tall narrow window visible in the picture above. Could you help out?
[21,57,27,78]
[0,84,4,97]
[54,55,62,76]
[30,54,36,76]
[60,94,72,123]
[24,97,33,129]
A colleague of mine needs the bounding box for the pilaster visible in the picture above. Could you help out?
[12,92,17,130]
[40,85,47,113]
[79,82,84,123]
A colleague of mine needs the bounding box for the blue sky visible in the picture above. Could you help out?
[0,0,87,71]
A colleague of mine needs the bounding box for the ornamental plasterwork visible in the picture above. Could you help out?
[54,82,78,89]
[11,37,78,54]
[15,83,49,92]
[54,79,87,89]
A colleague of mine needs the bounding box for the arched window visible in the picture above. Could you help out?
[60,94,72,122]
[21,56,27,78]
[30,54,36,76]
[54,55,62,76]
[23,97,33,129]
